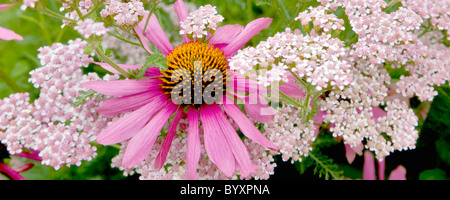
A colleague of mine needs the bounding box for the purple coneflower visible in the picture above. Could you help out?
[83,0,278,179]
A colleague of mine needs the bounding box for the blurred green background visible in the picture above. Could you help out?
[0,0,449,180]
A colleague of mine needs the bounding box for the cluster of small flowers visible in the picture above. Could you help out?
[100,0,146,29]
[365,99,419,160]
[19,0,40,10]
[340,0,423,66]
[0,39,118,169]
[74,19,109,39]
[229,28,353,91]
[264,104,317,163]
[402,0,450,35]
[395,33,450,101]
[295,5,345,34]
[111,116,276,180]
[320,63,418,160]
[179,4,224,40]
[60,0,93,27]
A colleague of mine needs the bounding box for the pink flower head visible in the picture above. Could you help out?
[0,4,23,41]
[83,0,277,179]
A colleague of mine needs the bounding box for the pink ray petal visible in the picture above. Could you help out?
[388,165,407,180]
[363,151,376,180]
[0,26,23,41]
[135,12,174,55]
[97,91,159,117]
[344,144,356,164]
[82,79,162,96]
[96,95,168,145]
[153,108,183,169]
[0,4,15,11]
[223,96,278,151]
[186,107,201,180]
[372,106,387,123]
[378,159,385,180]
[0,162,25,180]
[94,62,141,75]
[200,105,235,177]
[222,18,272,57]
[279,82,306,99]
[209,24,244,47]
[122,102,178,168]
[243,94,274,123]
[134,27,153,54]
[174,0,190,43]
[211,104,255,178]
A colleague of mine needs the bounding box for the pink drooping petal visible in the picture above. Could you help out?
[97,91,159,117]
[0,162,25,180]
[94,62,141,75]
[210,104,255,178]
[186,107,201,180]
[223,96,278,151]
[279,82,306,99]
[312,110,327,137]
[153,108,183,169]
[134,27,153,54]
[378,159,385,180]
[13,163,34,173]
[209,24,244,48]
[96,95,168,145]
[94,62,162,78]
[144,67,163,77]
[135,12,174,55]
[0,4,15,11]
[388,165,407,180]
[243,94,274,123]
[122,103,178,169]
[0,26,23,41]
[372,106,387,123]
[227,71,259,93]
[222,18,272,57]
[344,144,357,164]
[363,151,376,180]
[13,150,42,162]
[200,105,235,177]
[174,0,190,43]
[82,79,162,96]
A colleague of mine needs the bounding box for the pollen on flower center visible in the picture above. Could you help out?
[159,42,228,107]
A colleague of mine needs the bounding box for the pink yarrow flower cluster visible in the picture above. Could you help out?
[74,19,109,39]
[179,4,224,40]
[402,0,450,37]
[100,0,146,29]
[1,39,117,169]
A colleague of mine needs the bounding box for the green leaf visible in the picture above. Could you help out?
[308,150,344,180]
[419,168,447,180]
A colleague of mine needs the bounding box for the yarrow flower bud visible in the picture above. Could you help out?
[179,4,224,41]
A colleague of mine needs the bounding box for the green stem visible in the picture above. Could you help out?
[82,0,106,18]
[0,68,24,93]
[72,0,84,20]
[38,12,52,45]
[40,7,77,23]
[142,2,160,34]
[274,0,289,26]
[382,0,400,12]
[108,31,142,47]
[95,47,131,78]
